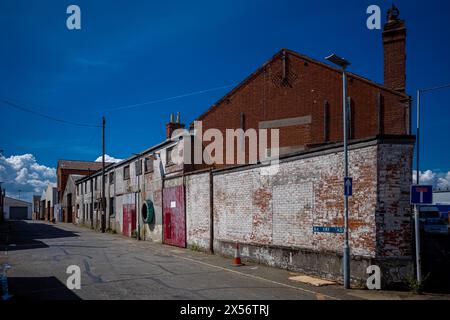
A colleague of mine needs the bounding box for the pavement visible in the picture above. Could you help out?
[0,220,449,300]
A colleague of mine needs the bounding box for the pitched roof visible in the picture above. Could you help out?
[193,48,409,125]
[4,196,32,206]
[57,160,111,171]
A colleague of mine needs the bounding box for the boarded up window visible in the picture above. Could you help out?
[145,158,154,173]
[123,166,130,180]
[135,159,142,176]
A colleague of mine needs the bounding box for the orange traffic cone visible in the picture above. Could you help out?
[232,242,244,266]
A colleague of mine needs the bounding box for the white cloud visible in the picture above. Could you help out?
[95,154,122,163]
[413,170,450,190]
[0,154,56,202]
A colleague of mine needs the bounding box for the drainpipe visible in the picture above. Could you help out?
[90,173,94,229]
[142,157,146,240]
[209,168,214,253]
[160,154,165,243]
[137,166,140,241]
[161,173,164,243]
[113,166,117,231]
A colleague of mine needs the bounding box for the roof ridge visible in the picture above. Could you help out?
[191,47,409,126]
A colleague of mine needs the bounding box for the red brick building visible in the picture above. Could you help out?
[191,5,409,168]
[57,160,108,203]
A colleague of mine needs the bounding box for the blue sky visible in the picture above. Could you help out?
[1,0,450,198]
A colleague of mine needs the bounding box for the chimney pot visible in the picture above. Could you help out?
[166,113,185,139]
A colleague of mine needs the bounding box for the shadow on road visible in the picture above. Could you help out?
[0,220,80,252]
[4,276,81,300]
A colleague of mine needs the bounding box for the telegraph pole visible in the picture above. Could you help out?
[101,116,106,233]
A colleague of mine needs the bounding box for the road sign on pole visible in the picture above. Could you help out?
[410,185,433,204]
[410,184,433,286]
[344,177,352,196]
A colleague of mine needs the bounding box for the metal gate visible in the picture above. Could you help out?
[163,185,185,247]
[122,204,136,237]
[10,207,28,220]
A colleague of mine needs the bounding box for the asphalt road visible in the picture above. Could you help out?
[0,220,448,300]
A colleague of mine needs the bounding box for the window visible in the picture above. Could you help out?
[84,182,87,193]
[109,172,114,184]
[135,159,142,176]
[109,197,115,217]
[166,147,174,165]
[145,158,154,173]
[94,177,98,190]
[123,166,130,180]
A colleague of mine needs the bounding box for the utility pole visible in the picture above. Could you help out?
[414,83,450,285]
[101,116,106,233]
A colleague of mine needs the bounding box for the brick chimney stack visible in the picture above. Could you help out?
[166,112,185,139]
[382,5,406,92]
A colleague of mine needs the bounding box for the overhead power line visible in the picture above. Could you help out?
[0,83,235,125]
[0,99,102,128]
[104,84,235,112]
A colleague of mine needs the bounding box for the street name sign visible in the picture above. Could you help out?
[313,226,344,233]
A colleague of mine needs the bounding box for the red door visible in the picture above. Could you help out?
[123,205,129,236]
[163,185,185,247]
[122,204,136,237]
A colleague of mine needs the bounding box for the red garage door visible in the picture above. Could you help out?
[122,204,136,237]
[163,185,185,247]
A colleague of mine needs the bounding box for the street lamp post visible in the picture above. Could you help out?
[326,53,351,289]
[414,83,450,284]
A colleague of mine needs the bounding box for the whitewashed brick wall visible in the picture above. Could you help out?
[212,143,380,257]
[186,172,211,250]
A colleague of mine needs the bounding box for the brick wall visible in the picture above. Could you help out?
[186,172,211,250]
[184,137,414,285]
[376,143,413,257]
[193,49,410,169]
[212,141,379,257]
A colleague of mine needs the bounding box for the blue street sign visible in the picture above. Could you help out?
[410,185,433,204]
[313,226,344,233]
[344,177,352,196]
